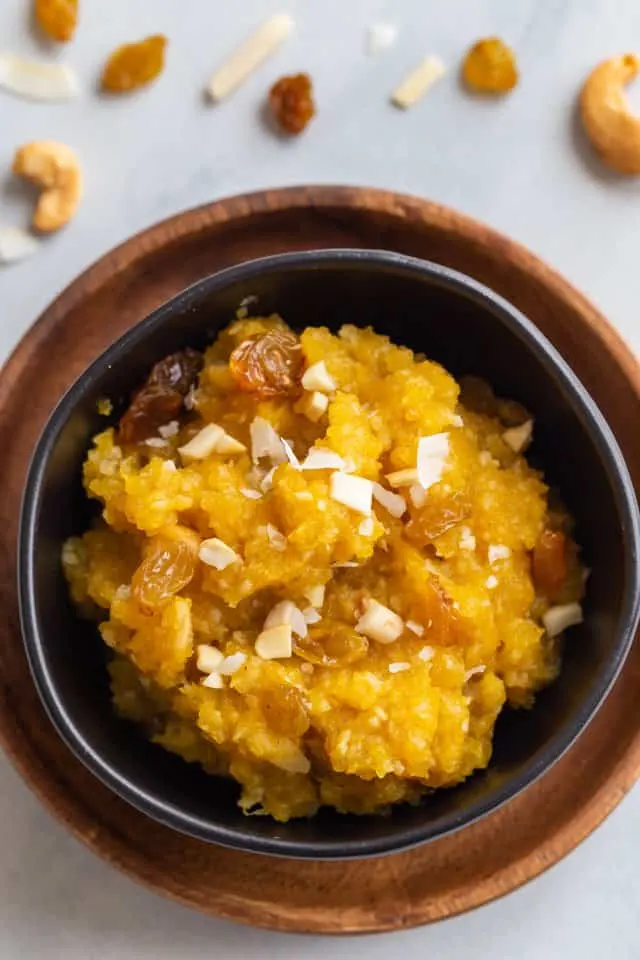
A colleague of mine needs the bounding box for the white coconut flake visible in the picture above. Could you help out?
[409,484,427,508]
[0,54,80,101]
[417,433,450,490]
[543,602,583,638]
[388,661,411,674]
[488,544,511,564]
[260,466,277,492]
[301,448,345,471]
[281,438,301,468]
[0,226,40,265]
[330,472,373,515]
[367,22,398,55]
[406,620,424,636]
[372,482,407,518]
[386,467,419,488]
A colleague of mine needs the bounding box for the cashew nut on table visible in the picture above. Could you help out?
[12,140,83,232]
[580,53,640,175]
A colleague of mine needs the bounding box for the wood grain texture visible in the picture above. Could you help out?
[1,186,639,934]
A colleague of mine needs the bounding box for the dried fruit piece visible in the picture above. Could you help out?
[462,37,518,94]
[406,491,470,546]
[295,620,368,667]
[533,530,568,601]
[35,0,78,42]
[269,73,315,134]
[101,35,167,93]
[119,348,202,444]
[262,686,310,736]
[132,526,199,610]
[12,141,82,232]
[229,328,303,397]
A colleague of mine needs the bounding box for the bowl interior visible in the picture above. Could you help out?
[21,251,639,858]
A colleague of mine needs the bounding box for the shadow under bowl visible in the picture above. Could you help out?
[18,249,640,859]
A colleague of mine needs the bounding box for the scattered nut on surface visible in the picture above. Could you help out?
[580,53,640,174]
[207,13,294,102]
[391,56,446,109]
[12,141,82,232]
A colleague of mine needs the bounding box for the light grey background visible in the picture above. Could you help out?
[1,0,639,956]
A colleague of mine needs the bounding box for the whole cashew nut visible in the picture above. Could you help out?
[580,53,640,175]
[12,140,82,232]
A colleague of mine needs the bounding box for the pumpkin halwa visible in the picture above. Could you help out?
[62,317,585,821]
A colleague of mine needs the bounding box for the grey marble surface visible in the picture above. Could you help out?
[1,0,639,956]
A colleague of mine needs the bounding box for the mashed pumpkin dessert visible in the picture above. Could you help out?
[62,316,585,821]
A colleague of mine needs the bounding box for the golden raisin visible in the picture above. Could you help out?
[262,686,310,737]
[132,526,199,610]
[462,37,519,94]
[533,530,568,601]
[119,348,202,444]
[406,491,471,546]
[269,73,315,134]
[295,621,368,667]
[35,0,78,42]
[101,35,167,93]
[229,328,304,398]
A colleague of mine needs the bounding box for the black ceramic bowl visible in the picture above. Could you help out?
[19,250,640,860]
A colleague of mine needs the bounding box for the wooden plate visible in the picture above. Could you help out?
[1,186,639,935]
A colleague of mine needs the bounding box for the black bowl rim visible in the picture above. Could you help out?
[18,248,640,860]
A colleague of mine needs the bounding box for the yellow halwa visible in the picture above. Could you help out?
[62,317,583,821]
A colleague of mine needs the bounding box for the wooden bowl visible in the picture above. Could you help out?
[2,186,640,933]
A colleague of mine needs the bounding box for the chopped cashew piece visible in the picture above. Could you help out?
[417,433,450,489]
[359,517,375,536]
[196,644,225,673]
[281,438,301,468]
[199,538,241,570]
[406,620,424,636]
[409,484,427,508]
[299,390,329,422]
[301,360,336,393]
[303,607,321,625]
[179,423,245,460]
[488,544,511,564]
[202,672,224,689]
[266,523,287,550]
[0,227,40,265]
[356,598,404,644]
[543,602,583,638]
[330,472,373,515]
[12,141,82,232]
[0,54,80,101]
[304,584,325,608]
[250,417,287,463]
[386,467,419,488]
[372,482,407,518]
[459,527,476,551]
[255,623,293,660]
[580,54,640,175]
[503,419,533,453]
[301,448,345,471]
[418,645,435,661]
[264,600,307,638]
[391,56,446,109]
[367,23,398,55]
[218,652,247,675]
[389,662,411,674]
[207,13,294,102]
